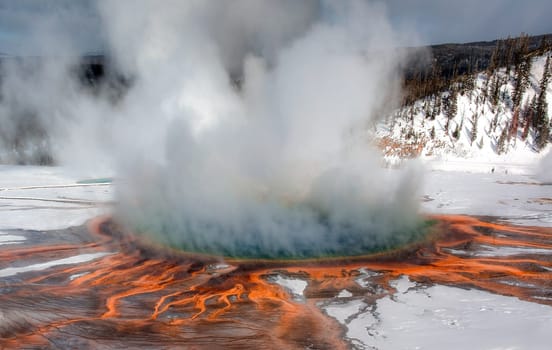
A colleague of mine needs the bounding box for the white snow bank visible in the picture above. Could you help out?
[325,276,552,350]
[0,252,110,278]
[421,166,552,226]
[0,165,113,230]
[272,275,308,300]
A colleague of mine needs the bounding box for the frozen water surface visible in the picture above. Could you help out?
[324,276,552,350]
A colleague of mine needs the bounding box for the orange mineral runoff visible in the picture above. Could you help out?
[0,214,550,349]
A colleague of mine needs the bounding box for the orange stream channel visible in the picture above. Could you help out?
[0,215,550,349]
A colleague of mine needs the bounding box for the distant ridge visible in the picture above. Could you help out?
[378,50,552,162]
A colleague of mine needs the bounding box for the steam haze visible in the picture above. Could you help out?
[0,0,425,258]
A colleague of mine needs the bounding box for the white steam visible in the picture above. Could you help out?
[0,0,425,257]
[537,150,552,183]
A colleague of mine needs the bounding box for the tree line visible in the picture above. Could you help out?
[401,33,552,152]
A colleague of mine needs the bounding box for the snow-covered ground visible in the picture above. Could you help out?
[271,274,308,301]
[0,165,113,231]
[0,252,110,278]
[324,276,552,350]
[421,160,552,226]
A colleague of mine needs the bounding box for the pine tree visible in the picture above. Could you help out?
[491,112,500,132]
[445,89,458,121]
[511,43,531,109]
[428,96,435,120]
[490,73,501,110]
[470,113,478,145]
[537,36,549,55]
[423,98,430,118]
[435,95,441,116]
[482,73,490,101]
[522,53,532,88]
[504,36,515,76]
[512,71,522,99]
[464,74,475,98]
[521,96,536,141]
[537,120,550,150]
[488,41,500,74]
[409,106,415,125]
[444,89,457,134]
[535,55,551,150]
[452,124,460,139]
[509,107,520,142]
[497,124,509,154]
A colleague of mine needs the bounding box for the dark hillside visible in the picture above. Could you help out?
[403,33,552,105]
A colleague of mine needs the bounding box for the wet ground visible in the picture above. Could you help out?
[0,215,550,349]
[1,165,551,349]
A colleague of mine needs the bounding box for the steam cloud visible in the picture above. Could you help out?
[0,1,424,258]
[537,151,552,183]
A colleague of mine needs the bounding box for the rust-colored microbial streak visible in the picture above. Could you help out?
[0,215,551,349]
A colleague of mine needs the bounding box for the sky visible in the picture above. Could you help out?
[384,0,552,45]
[0,0,551,55]
[0,0,102,55]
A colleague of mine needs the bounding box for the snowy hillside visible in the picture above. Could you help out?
[378,52,552,166]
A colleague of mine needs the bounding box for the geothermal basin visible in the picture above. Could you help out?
[0,165,551,349]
